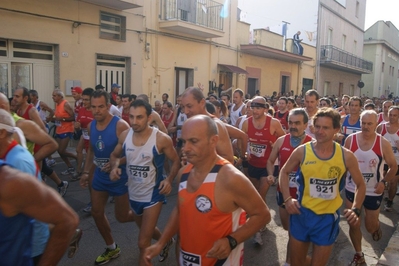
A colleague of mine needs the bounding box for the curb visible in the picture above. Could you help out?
[377,222,399,266]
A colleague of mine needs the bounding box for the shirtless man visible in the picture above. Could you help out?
[0,161,78,265]
[181,87,248,164]
[143,115,270,265]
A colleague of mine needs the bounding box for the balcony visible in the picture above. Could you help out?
[159,0,224,38]
[320,45,373,74]
[81,0,143,10]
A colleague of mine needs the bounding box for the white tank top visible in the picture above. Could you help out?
[176,109,187,139]
[124,127,165,202]
[345,133,384,196]
[381,123,399,164]
[230,103,244,127]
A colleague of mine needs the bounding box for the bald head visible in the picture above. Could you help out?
[0,93,10,112]
[136,94,149,103]
[182,87,205,103]
[184,114,218,138]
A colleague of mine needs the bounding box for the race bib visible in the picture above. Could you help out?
[180,249,201,266]
[289,172,297,188]
[93,157,109,169]
[309,177,337,200]
[393,146,398,154]
[128,165,149,183]
[82,129,89,140]
[249,143,266,157]
[55,120,61,127]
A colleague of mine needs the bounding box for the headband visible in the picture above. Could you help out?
[0,123,15,133]
[0,123,27,148]
[251,102,267,108]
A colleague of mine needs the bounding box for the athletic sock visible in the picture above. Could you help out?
[107,243,116,250]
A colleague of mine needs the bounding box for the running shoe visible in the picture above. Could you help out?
[159,237,175,262]
[349,252,365,265]
[83,202,92,213]
[70,171,81,181]
[95,245,120,265]
[61,167,75,175]
[259,224,267,232]
[47,159,56,167]
[384,201,393,212]
[68,228,83,258]
[58,181,69,197]
[253,232,263,245]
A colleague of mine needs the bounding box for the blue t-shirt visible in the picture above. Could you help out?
[0,159,35,265]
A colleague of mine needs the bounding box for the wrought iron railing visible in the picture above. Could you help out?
[320,45,373,72]
[160,0,224,31]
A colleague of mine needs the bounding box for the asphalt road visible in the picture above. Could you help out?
[47,158,399,266]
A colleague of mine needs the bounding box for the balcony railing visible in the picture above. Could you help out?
[160,0,224,31]
[320,45,373,73]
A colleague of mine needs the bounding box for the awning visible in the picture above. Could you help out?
[218,64,249,74]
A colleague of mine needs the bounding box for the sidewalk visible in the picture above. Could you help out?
[377,221,399,266]
[55,141,399,265]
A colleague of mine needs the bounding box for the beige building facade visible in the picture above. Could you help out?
[0,0,316,107]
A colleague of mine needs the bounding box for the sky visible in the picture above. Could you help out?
[364,0,399,29]
[236,0,399,43]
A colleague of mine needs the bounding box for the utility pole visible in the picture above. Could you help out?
[282,21,290,51]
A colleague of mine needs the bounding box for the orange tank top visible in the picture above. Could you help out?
[55,100,74,134]
[178,159,246,266]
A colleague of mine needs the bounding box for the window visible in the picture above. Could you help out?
[382,62,385,73]
[341,35,346,50]
[100,12,126,41]
[327,28,333,45]
[353,40,357,54]
[323,81,330,96]
[356,1,359,18]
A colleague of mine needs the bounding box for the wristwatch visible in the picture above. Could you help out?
[380,179,387,187]
[351,207,361,217]
[225,235,237,250]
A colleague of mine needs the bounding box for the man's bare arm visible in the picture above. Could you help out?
[158,133,180,183]
[150,111,168,134]
[16,119,58,162]
[343,149,366,209]
[28,107,47,132]
[271,118,285,138]
[214,120,234,163]
[381,137,398,183]
[110,129,129,181]
[267,136,284,177]
[224,123,248,158]
[0,166,78,266]
[63,102,75,120]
